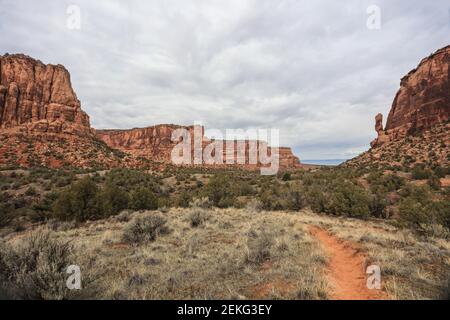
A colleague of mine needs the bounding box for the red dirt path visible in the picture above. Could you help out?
[309,226,389,300]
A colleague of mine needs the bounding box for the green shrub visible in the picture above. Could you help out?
[368,172,404,192]
[329,182,370,218]
[369,192,388,218]
[283,183,306,210]
[33,192,58,213]
[52,177,129,221]
[366,171,383,184]
[202,174,235,208]
[122,215,169,244]
[0,192,13,227]
[382,174,405,191]
[429,200,450,231]
[432,166,447,178]
[130,188,158,211]
[177,191,193,208]
[53,177,99,222]
[259,188,283,211]
[25,187,37,196]
[105,169,160,192]
[282,172,291,181]
[397,186,449,232]
[412,165,432,180]
[95,183,129,217]
[398,197,429,230]
[306,185,329,213]
[428,174,442,190]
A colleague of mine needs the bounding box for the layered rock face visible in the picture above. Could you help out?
[0,53,301,170]
[0,54,92,136]
[348,45,450,169]
[97,126,301,169]
[279,147,301,168]
[97,125,198,162]
[372,45,450,147]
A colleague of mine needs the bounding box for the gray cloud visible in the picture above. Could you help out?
[0,0,449,159]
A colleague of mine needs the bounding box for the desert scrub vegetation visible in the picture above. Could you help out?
[122,214,169,244]
[2,165,449,239]
[2,164,450,232]
[52,176,144,222]
[397,185,450,236]
[303,175,374,218]
[28,208,328,300]
[0,229,87,300]
[200,174,245,208]
[188,207,211,227]
[129,187,158,211]
[244,229,275,264]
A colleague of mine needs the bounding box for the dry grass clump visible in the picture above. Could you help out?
[188,208,211,228]
[245,229,274,264]
[245,199,264,213]
[46,219,78,232]
[122,215,169,244]
[187,198,213,228]
[189,197,213,209]
[0,229,74,300]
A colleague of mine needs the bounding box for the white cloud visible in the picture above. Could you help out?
[1,0,449,159]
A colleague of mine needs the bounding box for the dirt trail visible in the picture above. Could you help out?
[309,226,389,300]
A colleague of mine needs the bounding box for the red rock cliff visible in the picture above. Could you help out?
[0,53,301,170]
[96,125,198,162]
[0,54,92,136]
[372,45,450,147]
[97,126,301,169]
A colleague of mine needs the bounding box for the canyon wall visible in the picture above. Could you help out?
[371,45,450,147]
[97,126,301,169]
[0,54,92,136]
[0,53,301,169]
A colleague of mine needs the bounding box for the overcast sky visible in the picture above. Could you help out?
[0,0,449,159]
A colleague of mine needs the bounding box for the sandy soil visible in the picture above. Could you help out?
[309,226,389,300]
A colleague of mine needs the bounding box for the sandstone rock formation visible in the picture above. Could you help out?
[0,54,92,136]
[97,125,301,169]
[348,45,450,169]
[0,53,301,170]
[370,113,389,147]
[97,125,198,162]
[371,45,450,147]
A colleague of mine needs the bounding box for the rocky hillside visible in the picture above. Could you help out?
[0,54,301,170]
[348,46,450,169]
